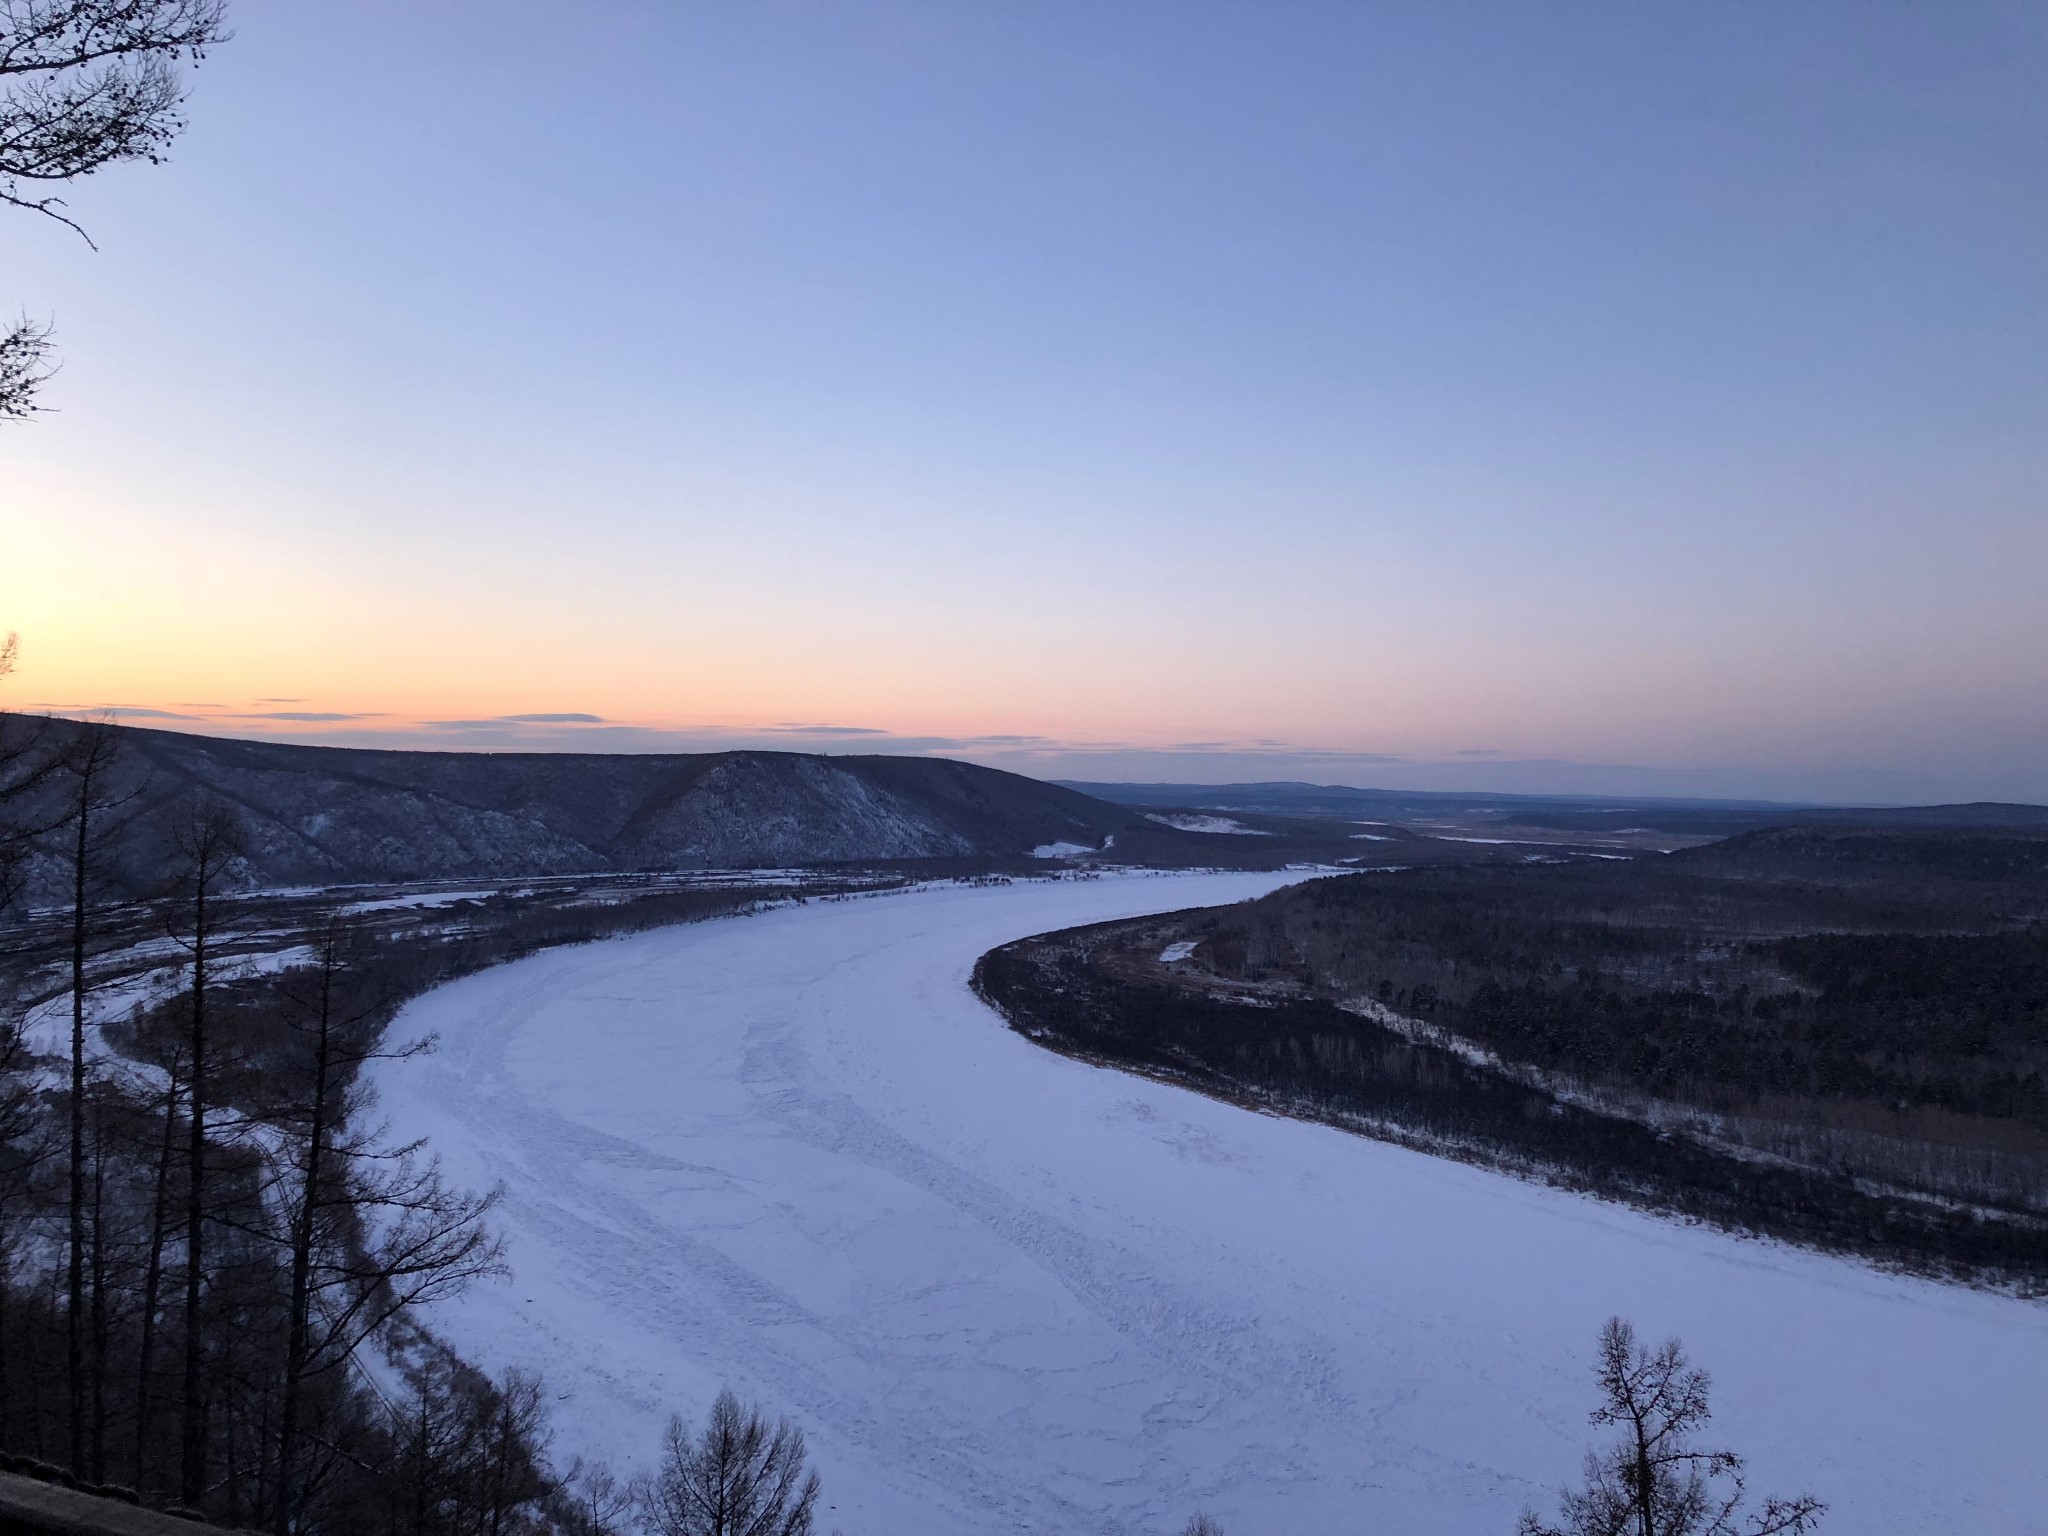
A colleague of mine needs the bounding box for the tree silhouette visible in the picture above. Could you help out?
[637,1389,821,1536]
[1,0,229,417]
[1520,1317,1823,1536]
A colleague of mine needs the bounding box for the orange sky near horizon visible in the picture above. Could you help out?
[10,459,2041,801]
[5,4,2044,805]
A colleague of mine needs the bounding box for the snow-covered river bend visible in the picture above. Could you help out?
[377,872,2048,1536]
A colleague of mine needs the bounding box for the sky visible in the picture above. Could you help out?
[3,1,2045,803]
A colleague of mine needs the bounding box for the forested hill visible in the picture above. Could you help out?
[0,717,1151,900]
[976,826,2048,1283]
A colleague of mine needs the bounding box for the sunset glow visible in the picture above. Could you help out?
[6,3,2044,802]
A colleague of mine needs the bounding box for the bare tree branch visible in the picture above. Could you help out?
[2,0,228,413]
[0,314,54,418]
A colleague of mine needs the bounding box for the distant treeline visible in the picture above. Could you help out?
[977,828,2048,1289]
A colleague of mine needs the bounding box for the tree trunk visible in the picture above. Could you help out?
[274,952,334,1536]
[67,769,92,1477]
[181,879,209,1509]
[1634,1415,1655,1536]
[89,1107,109,1483]
[135,1062,180,1486]
[0,1233,13,1447]
[171,799,243,1512]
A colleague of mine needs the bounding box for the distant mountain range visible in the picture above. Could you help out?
[11,724,2041,908]
[1059,779,2048,835]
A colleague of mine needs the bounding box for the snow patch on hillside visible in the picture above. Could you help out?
[339,888,497,914]
[1147,814,1270,835]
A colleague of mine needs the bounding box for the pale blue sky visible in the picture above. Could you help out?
[5,2,2045,801]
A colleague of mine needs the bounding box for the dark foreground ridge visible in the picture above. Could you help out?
[0,1462,221,1535]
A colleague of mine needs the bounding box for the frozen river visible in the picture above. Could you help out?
[377,872,2048,1535]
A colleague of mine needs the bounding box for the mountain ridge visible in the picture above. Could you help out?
[1,718,1146,901]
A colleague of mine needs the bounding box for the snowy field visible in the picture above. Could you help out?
[374,873,2048,1536]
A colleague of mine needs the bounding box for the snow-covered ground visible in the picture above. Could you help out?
[374,874,2048,1536]
[1144,814,1270,836]
[336,888,499,914]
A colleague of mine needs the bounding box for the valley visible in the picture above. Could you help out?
[366,874,2048,1535]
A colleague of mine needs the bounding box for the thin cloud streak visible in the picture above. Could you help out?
[423,714,621,731]
[232,710,383,722]
[34,705,202,721]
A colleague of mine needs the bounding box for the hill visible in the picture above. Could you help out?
[1,717,1151,901]
[976,827,2048,1285]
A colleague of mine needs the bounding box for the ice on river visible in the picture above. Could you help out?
[374,873,2048,1536]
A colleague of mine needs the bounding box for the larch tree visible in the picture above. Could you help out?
[267,923,502,1536]
[638,1389,821,1536]
[55,715,130,1476]
[167,794,242,1507]
[1519,1317,1824,1536]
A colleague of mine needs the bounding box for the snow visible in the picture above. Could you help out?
[375,875,2048,1536]
[336,888,498,914]
[1146,814,1270,836]
[1030,842,1096,859]
[21,944,320,1057]
[1159,940,1199,963]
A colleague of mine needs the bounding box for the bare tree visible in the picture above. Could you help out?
[1519,1318,1824,1536]
[0,972,51,1445]
[1,0,226,232]
[167,794,242,1507]
[0,632,55,1449]
[1180,1517,1226,1536]
[84,1080,114,1480]
[267,924,502,1536]
[478,1369,551,1536]
[1,0,228,417]
[55,715,130,1475]
[131,1039,182,1484]
[381,1354,555,1536]
[638,1390,821,1536]
[555,1458,633,1536]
